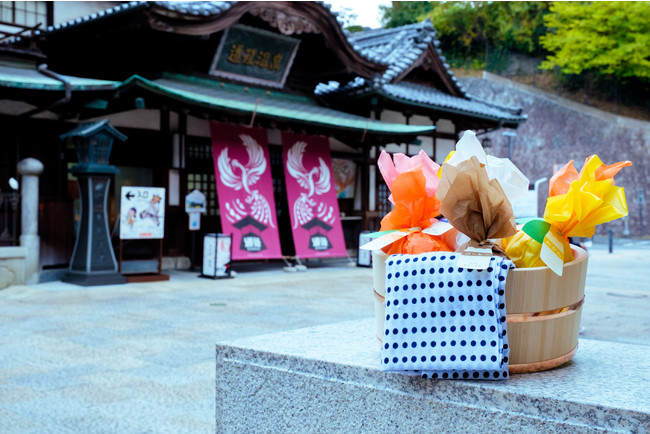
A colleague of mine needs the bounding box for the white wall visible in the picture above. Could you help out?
[379,109,456,162]
[435,139,455,163]
[86,109,160,130]
[436,118,455,134]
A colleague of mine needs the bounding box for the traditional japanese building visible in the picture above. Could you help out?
[0,1,525,281]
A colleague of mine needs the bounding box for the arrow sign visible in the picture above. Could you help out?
[126,191,135,200]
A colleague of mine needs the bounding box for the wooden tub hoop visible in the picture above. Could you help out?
[506,297,584,323]
[509,345,578,374]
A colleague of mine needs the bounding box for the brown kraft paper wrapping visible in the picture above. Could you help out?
[438,156,517,256]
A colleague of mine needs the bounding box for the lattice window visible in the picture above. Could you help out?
[269,148,286,217]
[0,2,50,28]
[187,142,212,161]
[377,182,391,216]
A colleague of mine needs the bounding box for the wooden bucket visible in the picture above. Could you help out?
[371,247,589,374]
[371,250,389,344]
[505,246,588,373]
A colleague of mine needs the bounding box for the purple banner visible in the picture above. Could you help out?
[282,132,347,258]
[211,122,282,260]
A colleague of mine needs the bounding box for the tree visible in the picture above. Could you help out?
[378,2,549,66]
[540,2,650,80]
[486,2,549,56]
[422,2,549,69]
[379,1,434,28]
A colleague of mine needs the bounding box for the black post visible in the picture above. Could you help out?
[608,229,614,254]
[191,230,197,271]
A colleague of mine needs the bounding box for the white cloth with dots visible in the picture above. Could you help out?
[380,252,513,380]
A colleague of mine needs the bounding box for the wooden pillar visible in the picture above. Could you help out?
[160,106,170,134]
[361,144,370,231]
[404,112,412,155]
[430,116,438,161]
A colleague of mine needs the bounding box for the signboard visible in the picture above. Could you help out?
[357,231,372,267]
[211,121,282,260]
[202,233,232,278]
[119,187,166,239]
[209,24,300,88]
[282,132,347,258]
[185,189,207,213]
[188,212,201,231]
[203,234,217,276]
[186,189,206,231]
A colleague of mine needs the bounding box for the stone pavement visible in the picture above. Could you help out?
[0,241,649,433]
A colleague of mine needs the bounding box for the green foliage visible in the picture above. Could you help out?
[490,2,550,55]
[540,2,650,80]
[377,1,650,111]
[379,1,434,28]
[426,1,485,57]
[345,25,366,33]
[378,2,550,64]
[414,1,550,70]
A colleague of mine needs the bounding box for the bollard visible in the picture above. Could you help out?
[608,229,613,254]
[17,158,44,284]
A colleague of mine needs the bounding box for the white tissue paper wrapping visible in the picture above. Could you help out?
[446,130,530,203]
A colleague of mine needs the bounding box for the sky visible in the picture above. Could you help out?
[326,0,393,29]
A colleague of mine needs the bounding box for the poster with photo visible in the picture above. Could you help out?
[332,158,356,199]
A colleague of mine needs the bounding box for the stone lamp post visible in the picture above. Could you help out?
[61,120,127,286]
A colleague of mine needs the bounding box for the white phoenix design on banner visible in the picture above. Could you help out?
[286,141,335,229]
[217,134,276,228]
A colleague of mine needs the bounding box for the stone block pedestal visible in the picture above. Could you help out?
[216,319,650,433]
[0,246,26,289]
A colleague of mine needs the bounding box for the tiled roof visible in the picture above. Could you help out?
[2,2,525,126]
[323,21,526,125]
[315,78,526,124]
[59,119,128,141]
[4,2,239,43]
[6,1,380,66]
[151,1,234,16]
[118,74,435,136]
[346,20,466,94]
[381,82,526,122]
[11,1,150,43]
[0,64,119,90]
[9,2,342,43]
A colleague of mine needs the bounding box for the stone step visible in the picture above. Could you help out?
[216,318,650,433]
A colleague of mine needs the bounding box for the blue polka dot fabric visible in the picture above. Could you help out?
[380,253,513,380]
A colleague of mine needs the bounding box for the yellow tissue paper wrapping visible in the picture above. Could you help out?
[504,155,631,268]
[502,230,574,268]
[544,156,630,238]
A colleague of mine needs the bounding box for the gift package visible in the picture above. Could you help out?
[363,130,631,378]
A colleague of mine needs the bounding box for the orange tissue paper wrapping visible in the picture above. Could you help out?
[376,150,458,255]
